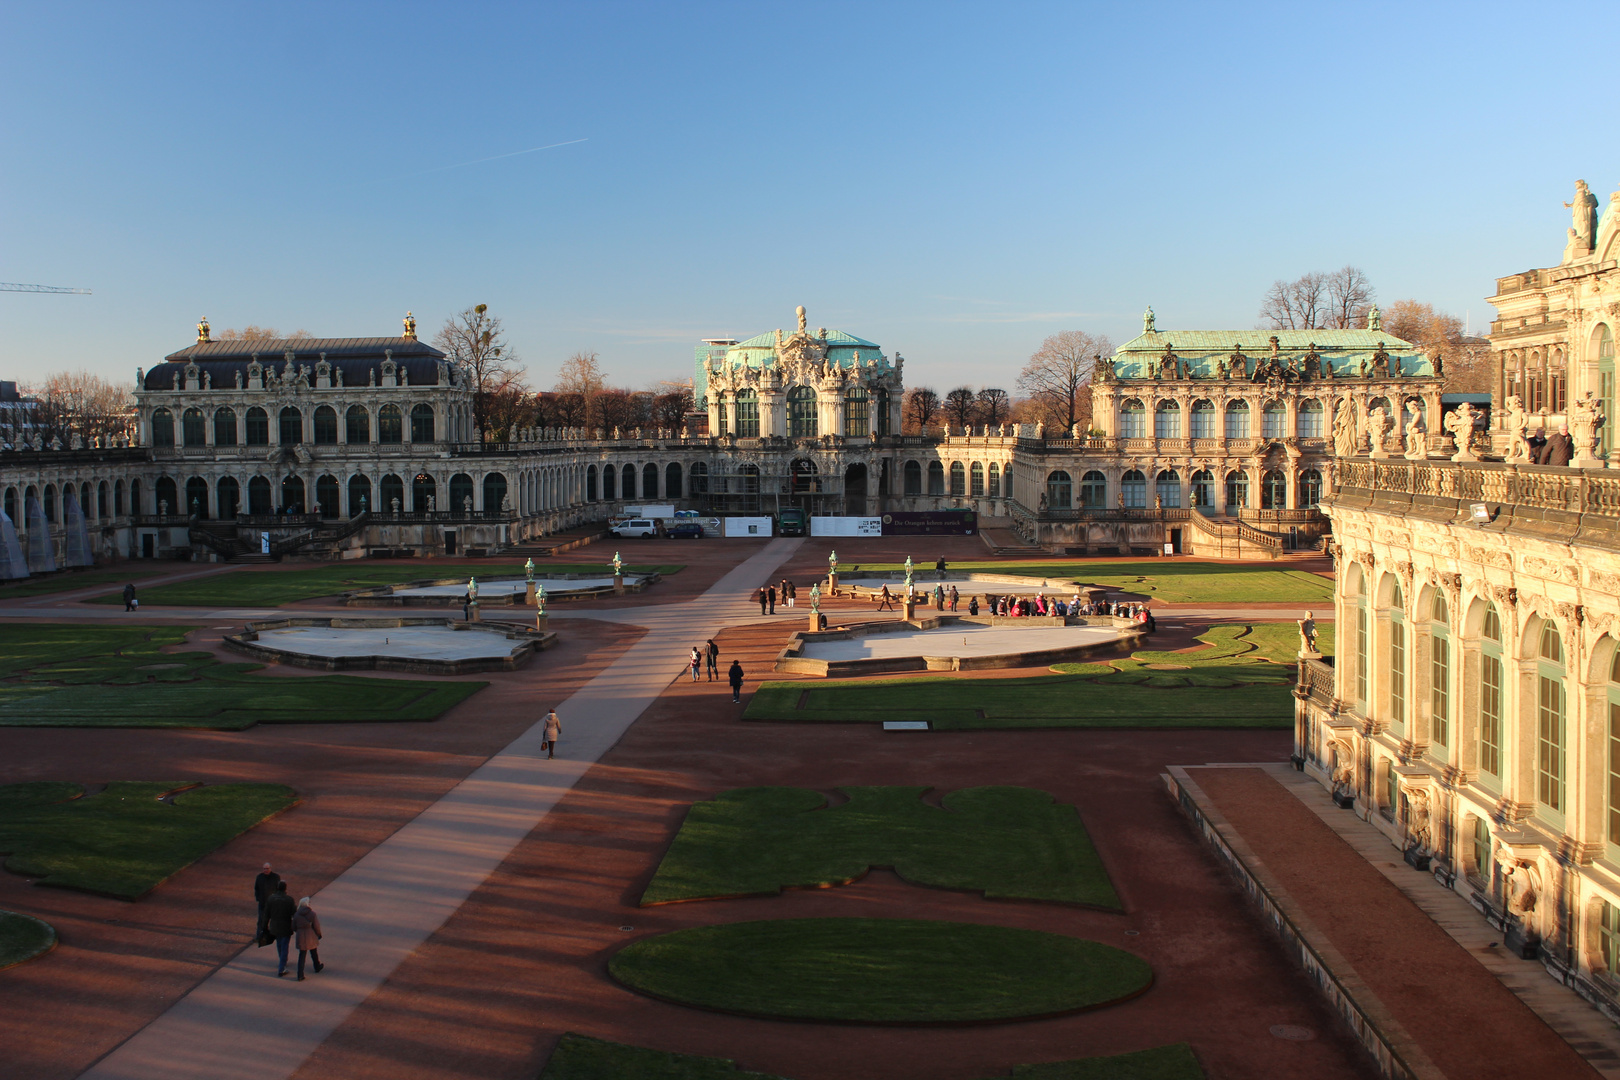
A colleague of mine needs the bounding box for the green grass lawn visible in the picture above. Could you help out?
[608,918,1152,1024]
[0,781,298,899]
[540,1033,1203,1080]
[641,785,1117,908]
[0,624,485,729]
[0,568,164,599]
[0,909,56,968]
[746,623,1312,729]
[89,562,682,607]
[856,559,1331,604]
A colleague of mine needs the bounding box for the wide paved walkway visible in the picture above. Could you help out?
[79,539,803,1080]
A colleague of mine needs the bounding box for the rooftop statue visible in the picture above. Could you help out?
[197,316,211,344]
[1367,304,1381,332]
[1565,180,1599,251]
[1142,306,1155,332]
[403,311,417,340]
[796,305,807,333]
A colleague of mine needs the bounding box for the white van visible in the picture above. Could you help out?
[610,518,659,539]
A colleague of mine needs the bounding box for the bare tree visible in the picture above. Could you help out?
[549,392,587,427]
[652,387,693,430]
[943,386,978,430]
[1017,330,1112,431]
[1259,272,1329,330]
[904,387,941,434]
[23,371,134,443]
[433,304,525,442]
[217,325,312,340]
[592,389,636,432]
[1378,299,1490,390]
[1324,266,1376,329]
[975,387,1010,427]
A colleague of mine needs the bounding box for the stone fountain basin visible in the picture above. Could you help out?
[224,617,555,674]
[345,573,655,607]
[776,616,1144,677]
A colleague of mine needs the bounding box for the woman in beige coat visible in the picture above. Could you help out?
[293,897,323,981]
[543,707,561,759]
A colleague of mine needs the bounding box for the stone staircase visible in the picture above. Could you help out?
[980,528,1047,557]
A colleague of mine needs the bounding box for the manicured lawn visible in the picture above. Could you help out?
[0,568,164,599]
[540,1033,1204,1080]
[0,624,485,729]
[89,562,682,607]
[641,785,1117,908]
[0,781,298,899]
[0,910,56,969]
[608,918,1152,1023]
[746,623,1308,728]
[857,559,1332,604]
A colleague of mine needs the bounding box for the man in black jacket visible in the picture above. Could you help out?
[263,881,298,977]
[253,862,280,940]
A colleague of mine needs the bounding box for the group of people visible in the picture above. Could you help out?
[754,579,797,614]
[1526,426,1573,467]
[254,862,324,980]
[687,640,746,701]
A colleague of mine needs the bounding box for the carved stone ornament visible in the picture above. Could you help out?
[1554,601,1584,626]
[1355,551,1377,573]
[1438,572,1462,593]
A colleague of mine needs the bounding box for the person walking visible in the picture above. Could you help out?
[293,897,323,980]
[705,638,719,680]
[933,583,944,610]
[542,707,561,759]
[253,862,280,940]
[689,646,702,682]
[877,584,895,611]
[264,881,297,977]
[968,595,979,616]
[766,585,777,614]
[757,587,768,615]
[949,585,959,612]
[122,582,137,612]
[728,659,744,703]
[785,580,796,607]
[935,556,947,575]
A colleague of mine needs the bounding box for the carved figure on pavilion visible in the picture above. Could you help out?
[1367,304,1381,331]
[1444,402,1479,462]
[1503,395,1531,462]
[197,316,211,344]
[1224,345,1246,380]
[1302,344,1322,380]
[1143,306,1156,332]
[1157,343,1179,380]
[1368,403,1395,457]
[1405,791,1432,855]
[1403,399,1427,459]
[1570,390,1606,464]
[1370,343,1393,378]
[1566,179,1599,254]
[403,311,417,339]
[1332,398,1358,458]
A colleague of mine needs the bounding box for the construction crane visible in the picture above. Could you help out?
[0,282,91,294]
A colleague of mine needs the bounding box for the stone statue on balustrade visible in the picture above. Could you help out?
[1502,395,1530,462]
[1570,390,1606,466]
[1444,402,1479,462]
[1403,400,1427,460]
[1332,399,1358,459]
[1367,404,1395,459]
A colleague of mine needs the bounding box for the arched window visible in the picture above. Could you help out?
[213,407,238,446]
[734,390,760,438]
[248,476,272,515]
[927,461,945,496]
[3,486,16,524]
[1189,399,1216,439]
[1389,581,1406,734]
[643,462,659,499]
[244,407,269,445]
[151,408,175,447]
[1154,399,1181,439]
[347,474,372,515]
[114,479,125,516]
[217,477,240,519]
[904,460,922,496]
[622,463,636,500]
[411,472,435,513]
[379,473,405,513]
[844,387,869,437]
[1190,469,1214,508]
[689,462,707,495]
[1608,650,1620,856]
[714,394,728,436]
[1224,399,1250,439]
[1080,470,1106,508]
[378,405,402,444]
[1599,325,1617,455]
[791,458,818,494]
[97,481,108,518]
[1299,469,1322,508]
[1121,470,1147,509]
[970,462,985,497]
[1119,399,1146,439]
[666,462,683,499]
[1153,469,1180,509]
[181,408,206,446]
[586,465,599,501]
[317,475,341,518]
[1262,399,1287,439]
[280,475,305,515]
[739,464,760,494]
[278,407,303,445]
[1431,592,1450,752]
[873,387,891,437]
[988,462,1001,498]
[154,478,176,517]
[483,472,508,516]
[950,462,965,496]
[1298,399,1324,438]
[602,464,616,500]
[449,473,474,515]
[313,406,338,445]
[1538,621,1567,816]
[1225,470,1248,512]
[411,403,435,443]
[1046,470,1072,509]
[1479,603,1503,782]
[346,406,371,444]
[1261,468,1287,509]
[787,386,818,437]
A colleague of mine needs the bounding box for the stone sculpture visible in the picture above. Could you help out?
[1368,404,1395,459]
[1444,402,1479,462]
[1570,390,1606,465]
[1403,399,1427,460]
[1332,399,1358,458]
[1566,180,1599,253]
[1503,395,1531,462]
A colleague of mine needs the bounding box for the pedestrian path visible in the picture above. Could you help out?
[80,538,803,1080]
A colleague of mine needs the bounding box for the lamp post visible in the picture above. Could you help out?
[827,549,839,594]
[535,583,548,631]
[809,581,821,633]
[901,556,917,622]
[613,550,625,594]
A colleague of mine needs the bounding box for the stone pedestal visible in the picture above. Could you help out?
[613,573,625,595]
[902,595,916,621]
[525,582,537,604]
[827,572,838,595]
[535,613,548,632]
[808,611,820,634]
[467,602,481,623]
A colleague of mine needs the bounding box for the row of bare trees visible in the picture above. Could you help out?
[900,386,1013,434]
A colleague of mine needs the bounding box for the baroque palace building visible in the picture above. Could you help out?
[1296,179,1620,1020]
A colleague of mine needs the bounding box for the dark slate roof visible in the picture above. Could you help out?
[149,337,449,392]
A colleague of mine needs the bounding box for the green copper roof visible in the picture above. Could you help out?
[734,328,880,349]
[1116,329,1415,352]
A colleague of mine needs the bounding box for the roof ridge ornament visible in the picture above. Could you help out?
[1143,306,1155,333]
[1367,304,1381,331]
[197,316,210,344]
[403,311,417,340]
[796,305,807,333]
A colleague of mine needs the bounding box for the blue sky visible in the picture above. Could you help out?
[2,1,1616,394]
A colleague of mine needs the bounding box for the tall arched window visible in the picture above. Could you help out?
[844,387,869,437]
[346,406,370,444]
[1261,468,1286,509]
[602,463,616,500]
[150,408,175,447]
[622,464,636,500]
[1430,592,1450,753]
[873,388,891,437]
[1479,603,1503,783]
[1262,399,1287,438]
[411,403,435,443]
[411,472,435,513]
[688,462,707,495]
[245,407,269,445]
[927,461,945,496]
[154,478,176,517]
[787,386,818,437]
[665,462,683,498]
[1190,469,1214,508]
[904,460,922,496]
[1155,469,1181,508]
[714,395,728,436]
[483,472,508,516]
[380,473,405,513]
[248,476,272,515]
[313,406,338,444]
[378,405,402,444]
[642,462,658,499]
[1080,470,1106,508]
[1298,469,1322,508]
[1154,400,1181,439]
[949,462,965,496]
[1046,470,1072,509]
[1389,581,1406,735]
[185,477,209,518]
[970,462,984,497]
[1599,325,1616,456]
[281,475,305,514]
[217,476,240,518]
[348,474,372,515]
[317,475,341,518]
[734,390,760,437]
[586,464,598,501]
[180,408,205,446]
[1224,399,1250,439]
[1119,399,1146,438]
[988,462,1001,498]
[213,407,238,446]
[1608,650,1620,857]
[1298,399,1324,438]
[1121,470,1147,509]
[1189,399,1216,439]
[1225,470,1248,512]
[279,407,303,445]
[1538,621,1567,817]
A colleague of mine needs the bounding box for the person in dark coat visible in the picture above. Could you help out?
[728,660,744,703]
[122,582,137,612]
[1539,425,1573,467]
[766,585,776,614]
[293,897,323,980]
[757,587,768,615]
[253,862,280,939]
[264,881,297,977]
[705,639,719,681]
[935,557,947,575]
